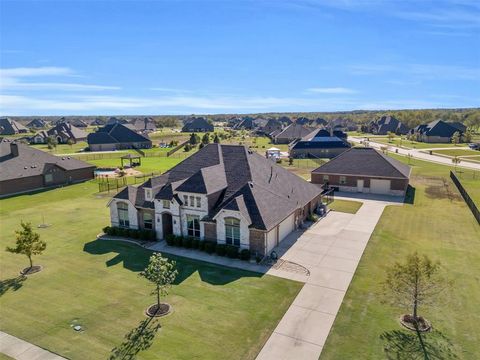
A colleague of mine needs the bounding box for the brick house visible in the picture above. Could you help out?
[311,147,411,196]
[87,123,152,151]
[108,144,323,256]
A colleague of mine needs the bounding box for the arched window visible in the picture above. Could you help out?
[117,202,129,228]
[225,217,240,246]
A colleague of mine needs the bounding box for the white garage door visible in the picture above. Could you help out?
[370,179,391,195]
[278,213,295,243]
[266,229,277,254]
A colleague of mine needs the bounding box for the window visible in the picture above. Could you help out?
[143,212,153,229]
[187,215,200,238]
[323,175,329,182]
[145,189,152,201]
[44,173,53,183]
[183,195,188,205]
[339,176,347,185]
[162,200,170,209]
[190,196,195,207]
[117,202,130,228]
[225,217,240,246]
[196,196,201,208]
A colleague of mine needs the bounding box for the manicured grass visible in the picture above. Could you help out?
[371,137,462,149]
[0,182,302,360]
[454,170,480,206]
[328,199,362,214]
[31,141,88,154]
[433,149,479,157]
[87,156,184,174]
[321,155,480,359]
[0,353,14,360]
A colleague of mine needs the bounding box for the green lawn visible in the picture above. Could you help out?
[321,155,480,359]
[433,149,479,157]
[371,137,463,150]
[454,170,480,206]
[328,199,362,214]
[31,141,89,154]
[0,182,302,360]
[88,156,184,174]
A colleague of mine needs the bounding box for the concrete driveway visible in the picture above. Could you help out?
[258,197,396,360]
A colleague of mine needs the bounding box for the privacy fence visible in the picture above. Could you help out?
[450,171,480,225]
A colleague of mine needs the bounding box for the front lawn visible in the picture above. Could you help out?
[321,156,480,359]
[433,148,479,157]
[0,182,302,360]
[328,199,362,214]
[371,137,462,149]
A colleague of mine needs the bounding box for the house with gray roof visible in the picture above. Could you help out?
[26,119,48,129]
[0,117,29,135]
[366,115,409,135]
[130,117,157,133]
[272,123,315,144]
[289,129,351,159]
[108,144,323,256]
[410,120,466,143]
[87,123,152,151]
[311,147,411,196]
[182,117,214,132]
[30,122,88,144]
[0,139,95,197]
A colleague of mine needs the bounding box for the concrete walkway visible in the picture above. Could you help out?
[0,331,66,360]
[256,197,396,360]
[349,136,480,171]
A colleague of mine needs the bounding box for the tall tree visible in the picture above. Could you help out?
[46,136,58,150]
[189,133,198,145]
[213,134,220,143]
[202,133,210,144]
[6,221,46,270]
[141,253,178,313]
[451,131,460,146]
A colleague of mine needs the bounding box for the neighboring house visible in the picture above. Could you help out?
[0,117,29,135]
[365,115,409,135]
[329,118,358,131]
[108,144,323,256]
[310,118,328,127]
[130,117,157,133]
[182,117,214,132]
[0,139,95,197]
[277,116,293,126]
[289,129,351,159]
[258,118,283,135]
[92,118,107,126]
[233,117,255,130]
[410,120,466,143]
[70,119,88,128]
[272,123,315,144]
[106,117,129,125]
[87,123,152,151]
[26,119,48,129]
[295,117,310,125]
[311,147,411,196]
[31,122,88,144]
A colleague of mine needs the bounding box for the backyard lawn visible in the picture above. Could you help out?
[454,170,480,206]
[321,156,480,359]
[0,182,302,360]
[87,156,184,174]
[31,141,89,154]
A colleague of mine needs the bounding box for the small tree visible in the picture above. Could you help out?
[201,133,210,145]
[451,156,461,171]
[66,138,75,150]
[462,128,473,143]
[189,133,198,145]
[383,252,449,328]
[213,134,220,144]
[451,131,460,146]
[387,131,395,143]
[141,253,178,312]
[46,136,58,150]
[6,221,46,270]
[288,157,294,166]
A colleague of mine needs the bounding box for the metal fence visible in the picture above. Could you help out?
[96,171,162,193]
[450,171,480,225]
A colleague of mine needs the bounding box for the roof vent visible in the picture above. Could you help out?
[67,156,71,159]
[62,157,65,160]
[24,166,27,169]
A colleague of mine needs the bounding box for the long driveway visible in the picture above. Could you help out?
[257,196,397,360]
[349,136,480,170]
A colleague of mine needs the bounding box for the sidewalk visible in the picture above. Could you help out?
[0,331,66,360]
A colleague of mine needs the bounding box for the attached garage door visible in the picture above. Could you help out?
[266,229,277,254]
[370,179,391,195]
[278,213,295,243]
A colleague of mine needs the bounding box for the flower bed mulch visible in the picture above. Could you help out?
[20,265,43,276]
[400,314,432,332]
[145,303,172,318]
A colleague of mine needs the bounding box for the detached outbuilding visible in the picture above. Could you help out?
[311,147,411,196]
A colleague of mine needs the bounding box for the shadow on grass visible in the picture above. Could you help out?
[0,276,26,297]
[109,317,161,360]
[404,185,416,205]
[83,239,262,285]
[380,328,457,359]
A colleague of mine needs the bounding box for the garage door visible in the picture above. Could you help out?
[266,229,277,254]
[370,179,391,195]
[278,213,295,243]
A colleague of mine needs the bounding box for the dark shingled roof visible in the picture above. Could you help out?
[182,117,214,132]
[0,118,29,135]
[312,147,411,179]
[274,123,315,141]
[412,120,465,138]
[88,123,151,145]
[115,144,321,231]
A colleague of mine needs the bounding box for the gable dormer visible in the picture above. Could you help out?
[144,187,153,201]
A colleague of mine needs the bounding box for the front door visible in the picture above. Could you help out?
[162,213,173,239]
[357,179,364,192]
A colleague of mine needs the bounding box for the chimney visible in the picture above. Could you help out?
[330,125,333,137]
[10,142,19,157]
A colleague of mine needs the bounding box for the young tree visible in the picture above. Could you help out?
[189,133,198,145]
[6,221,46,270]
[46,136,58,150]
[201,133,210,144]
[66,138,75,150]
[213,134,220,143]
[387,131,395,143]
[462,128,473,143]
[383,252,449,328]
[451,131,460,146]
[451,156,461,171]
[141,253,178,313]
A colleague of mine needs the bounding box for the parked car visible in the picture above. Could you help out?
[468,143,480,150]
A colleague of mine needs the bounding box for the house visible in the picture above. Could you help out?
[108,144,323,256]
[106,117,129,125]
[182,117,214,132]
[0,117,29,135]
[365,115,409,135]
[130,117,157,133]
[295,117,310,125]
[258,118,283,135]
[272,123,315,144]
[289,129,351,159]
[0,139,95,197]
[31,122,88,144]
[26,119,48,129]
[277,116,293,126]
[310,118,328,127]
[329,118,358,131]
[70,119,88,128]
[232,117,255,130]
[311,147,411,196]
[87,123,152,151]
[410,120,466,143]
[92,118,107,126]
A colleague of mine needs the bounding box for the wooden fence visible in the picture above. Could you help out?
[96,172,162,193]
[450,171,480,225]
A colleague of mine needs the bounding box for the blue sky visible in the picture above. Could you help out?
[0,0,479,115]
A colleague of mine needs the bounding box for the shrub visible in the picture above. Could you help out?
[118,227,127,237]
[148,230,156,241]
[199,240,206,251]
[165,234,175,246]
[226,245,239,259]
[103,226,111,235]
[174,236,183,247]
[256,254,263,264]
[204,241,216,254]
[307,213,319,222]
[215,244,227,256]
[139,230,148,240]
[183,237,193,249]
[240,249,251,261]
[192,239,200,249]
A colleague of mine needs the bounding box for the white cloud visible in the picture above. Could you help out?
[306,87,357,94]
[0,66,73,77]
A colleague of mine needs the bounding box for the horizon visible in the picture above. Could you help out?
[1,0,479,116]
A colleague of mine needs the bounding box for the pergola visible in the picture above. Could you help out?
[120,153,141,168]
